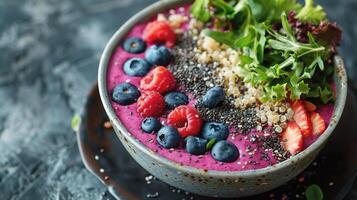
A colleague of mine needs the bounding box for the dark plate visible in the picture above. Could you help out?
[77,83,357,200]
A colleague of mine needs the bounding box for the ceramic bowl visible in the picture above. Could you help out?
[98,0,348,197]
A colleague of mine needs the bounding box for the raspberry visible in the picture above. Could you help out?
[140,66,176,94]
[143,21,176,48]
[137,91,165,117]
[167,106,203,138]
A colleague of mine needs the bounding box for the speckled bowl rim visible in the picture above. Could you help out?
[98,0,348,178]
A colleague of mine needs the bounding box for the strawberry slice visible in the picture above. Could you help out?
[281,122,303,155]
[290,100,312,137]
[310,112,326,136]
[303,100,317,112]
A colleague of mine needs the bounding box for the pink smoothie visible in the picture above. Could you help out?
[106,6,334,171]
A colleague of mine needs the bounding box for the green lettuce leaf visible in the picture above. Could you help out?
[289,81,310,100]
[261,83,287,102]
[211,0,236,18]
[248,0,301,22]
[190,0,211,22]
[206,138,216,150]
[306,184,323,200]
[296,0,327,24]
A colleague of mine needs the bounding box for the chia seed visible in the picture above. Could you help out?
[169,32,222,97]
[258,132,290,161]
[250,135,258,143]
[195,98,257,133]
[169,32,258,133]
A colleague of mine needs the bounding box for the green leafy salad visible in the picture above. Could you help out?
[190,0,342,103]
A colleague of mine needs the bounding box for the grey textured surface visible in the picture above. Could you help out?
[0,0,355,199]
[0,0,155,199]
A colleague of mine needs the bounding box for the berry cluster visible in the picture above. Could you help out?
[111,19,241,163]
[138,82,240,163]
[121,21,175,78]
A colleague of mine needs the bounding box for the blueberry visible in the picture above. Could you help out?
[202,86,225,108]
[145,45,171,66]
[141,117,161,133]
[211,141,239,163]
[201,122,229,141]
[164,92,189,109]
[156,126,181,149]
[123,58,151,77]
[111,83,140,105]
[184,136,208,155]
[123,37,146,54]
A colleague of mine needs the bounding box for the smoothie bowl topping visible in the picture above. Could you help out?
[106,0,342,171]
